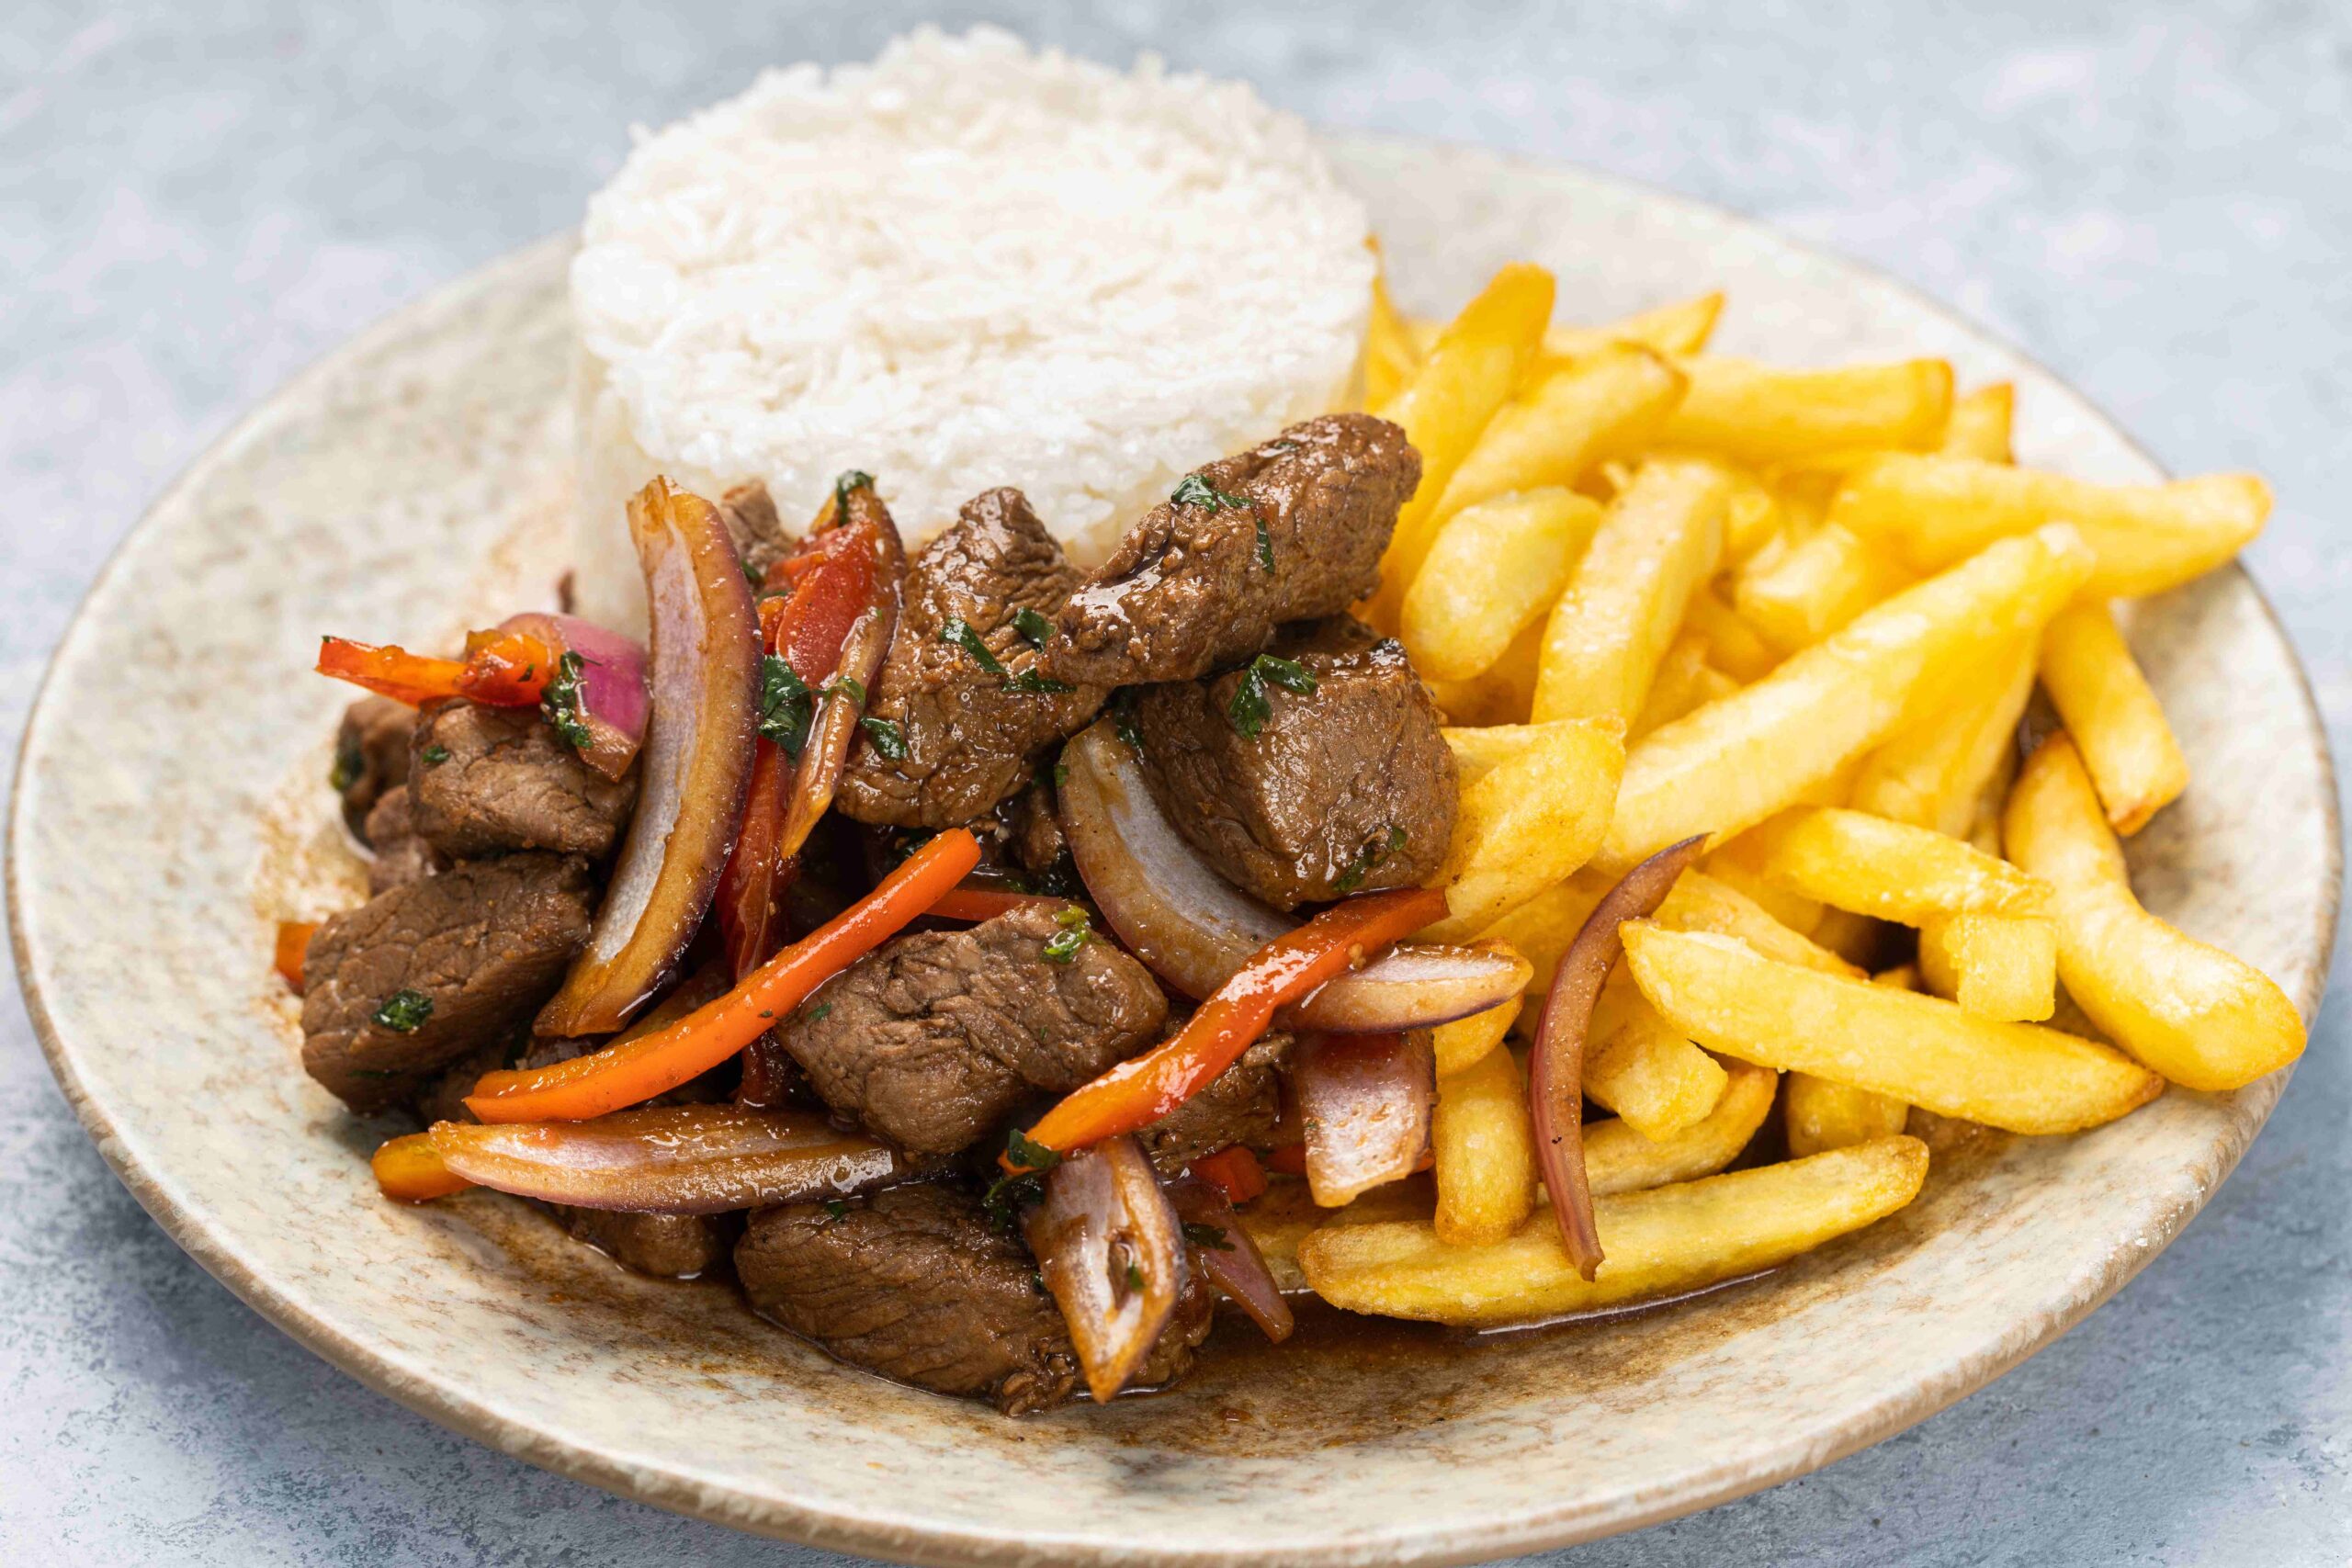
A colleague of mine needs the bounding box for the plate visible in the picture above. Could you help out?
[10,132,2339,1564]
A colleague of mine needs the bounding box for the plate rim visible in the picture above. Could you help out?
[9,129,2342,1564]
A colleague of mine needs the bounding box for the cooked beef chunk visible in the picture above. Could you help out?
[780,905,1167,1156]
[1046,415,1420,687]
[1137,1035,1290,1175]
[567,1209,738,1280]
[412,1035,514,1127]
[837,488,1106,829]
[334,697,415,841]
[300,854,595,1111]
[736,1181,1212,1414]
[408,700,638,860]
[1001,779,1069,875]
[1134,616,1456,910]
[362,786,449,895]
[718,479,794,580]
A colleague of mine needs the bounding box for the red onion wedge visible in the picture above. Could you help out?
[1292,1032,1436,1208]
[1023,1135,1189,1404]
[493,613,650,781]
[425,1105,906,1213]
[1057,720,1525,1031]
[1165,1176,1294,1343]
[1529,834,1710,1280]
[538,479,762,1036]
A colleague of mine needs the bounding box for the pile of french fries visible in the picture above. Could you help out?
[1250,264,2307,1328]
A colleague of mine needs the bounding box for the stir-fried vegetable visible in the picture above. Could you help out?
[468,828,981,1122]
[274,921,315,992]
[926,886,1072,923]
[1294,1032,1437,1208]
[494,614,651,780]
[1006,886,1447,1168]
[317,626,554,708]
[1166,1176,1294,1343]
[1183,1145,1269,1206]
[372,1132,472,1201]
[1023,1135,1190,1403]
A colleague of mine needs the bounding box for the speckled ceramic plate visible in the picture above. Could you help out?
[11,134,2340,1564]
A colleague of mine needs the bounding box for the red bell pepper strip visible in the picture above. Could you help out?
[1184,1145,1270,1206]
[467,828,980,1123]
[274,921,316,993]
[316,626,556,708]
[1006,886,1448,1169]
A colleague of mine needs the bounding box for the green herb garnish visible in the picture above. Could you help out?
[1124,1261,1147,1291]
[1267,438,1302,452]
[742,559,763,590]
[1112,690,1145,751]
[1041,906,1091,964]
[822,1198,849,1221]
[1002,669,1074,696]
[1005,1127,1064,1174]
[940,616,1006,675]
[1255,514,1275,573]
[1226,653,1318,739]
[821,674,866,709]
[883,828,934,869]
[1182,1222,1233,1252]
[759,654,814,757]
[1170,472,1254,513]
[1053,761,1069,789]
[834,468,875,516]
[858,716,908,761]
[539,650,595,752]
[421,743,450,767]
[328,738,363,794]
[1334,825,1410,895]
[371,989,434,1033]
[802,1002,831,1025]
[1012,606,1054,646]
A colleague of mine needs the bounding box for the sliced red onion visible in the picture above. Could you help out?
[426,1105,906,1213]
[1057,721,1523,1031]
[1292,1032,1435,1208]
[499,613,650,781]
[1165,1177,1293,1343]
[1023,1135,1189,1404]
[537,479,761,1037]
[1529,834,1710,1281]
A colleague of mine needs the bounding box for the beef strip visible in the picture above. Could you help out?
[1046,414,1421,687]
[334,697,415,841]
[736,1180,1212,1414]
[300,854,595,1112]
[778,905,1167,1156]
[362,785,449,895]
[408,700,638,860]
[718,479,794,579]
[1001,779,1069,876]
[836,488,1106,829]
[1134,615,1456,910]
[1137,1035,1290,1175]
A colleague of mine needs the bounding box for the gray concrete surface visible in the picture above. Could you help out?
[3,2,2346,1562]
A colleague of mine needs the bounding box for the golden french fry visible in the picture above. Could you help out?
[1786,967,1914,1156]
[1629,632,1719,740]
[1806,908,1886,968]
[1586,970,1729,1140]
[1427,619,1543,727]
[1597,524,2095,873]
[1828,454,2271,598]
[1653,869,1863,976]
[1917,912,2057,1022]
[1472,870,1611,997]
[1431,997,1520,1078]
[2005,735,2304,1090]
[1434,346,1688,521]
[1586,1056,1778,1195]
[1425,717,1624,942]
[1369,265,1556,626]
[1548,291,1726,358]
[1363,266,1420,412]
[1237,1177,1431,1296]
[1658,356,1952,464]
[1623,923,2164,1134]
[1299,1136,1929,1328]
[1702,843,1825,935]
[1533,457,1730,726]
[1432,1045,1539,1246]
[1939,383,2015,463]
[1404,488,1603,680]
[1731,806,2051,922]
[2037,601,2188,836]
[1680,583,1779,681]
[1849,639,2036,838]
[1731,521,1911,654]
[1718,467,1785,565]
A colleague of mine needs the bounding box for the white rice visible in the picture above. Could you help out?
[569,26,1374,631]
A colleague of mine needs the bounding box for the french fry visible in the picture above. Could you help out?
[1432,1045,1539,1246]
[1657,356,1952,465]
[1433,346,1688,521]
[1786,967,1914,1156]
[1363,266,1420,413]
[1424,717,1624,941]
[1427,619,1542,727]
[1532,457,1731,726]
[1939,383,2015,463]
[1702,843,1825,935]
[1597,524,2095,873]
[1369,264,1556,626]
[1298,1136,1929,1328]
[1731,806,2052,922]
[1586,1056,1778,1195]
[2005,735,2304,1090]
[1403,488,1603,680]
[1431,998,1519,1077]
[1653,869,1863,977]
[1548,291,1726,358]
[1730,522,1911,654]
[1586,971,1729,1139]
[1717,468,1786,566]
[2037,601,2188,835]
[1828,454,2272,598]
[1849,639,2037,838]
[1236,1177,1431,1296]
[1472,870,1611,996]
[1680,584,1780,681]
[1623,923,2163,1134]
[1629,632,1720,740]
[1917,912,2057,1022]
[1806,908,1886,968]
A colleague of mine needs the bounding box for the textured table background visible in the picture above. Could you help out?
[3,2,2346,1562]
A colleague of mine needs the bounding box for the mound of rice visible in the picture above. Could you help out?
[570,27,1374,630]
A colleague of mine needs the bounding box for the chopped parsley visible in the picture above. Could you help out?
[821,674,865,709]
[1334,825,1410,895]
[1052,761,1069,789]
[833,468,876,515]
[1041,905,1091,964]
[759,654,814,757]
[940,617,1006,675]
[539,651,594,751]
[1255,513,1275,573]
[1226,653,1318,739]
[984,1128,1063,1233]
[1005,1127,1063,1174]
[857,716,908,761]
[801,1002,831,1025]
[1012,606,1055,646]
[371,989,434,1033]
[1124,1261,1148,1291]
[1112,689,1145,750]
[1001,669,1074,696]
[821,1198,849,1222]
[1170,472,1254,513]
[742,558,763,590]
[420,743,450,767]
[328,737,363,794]
[1182,1222,1233,1252]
